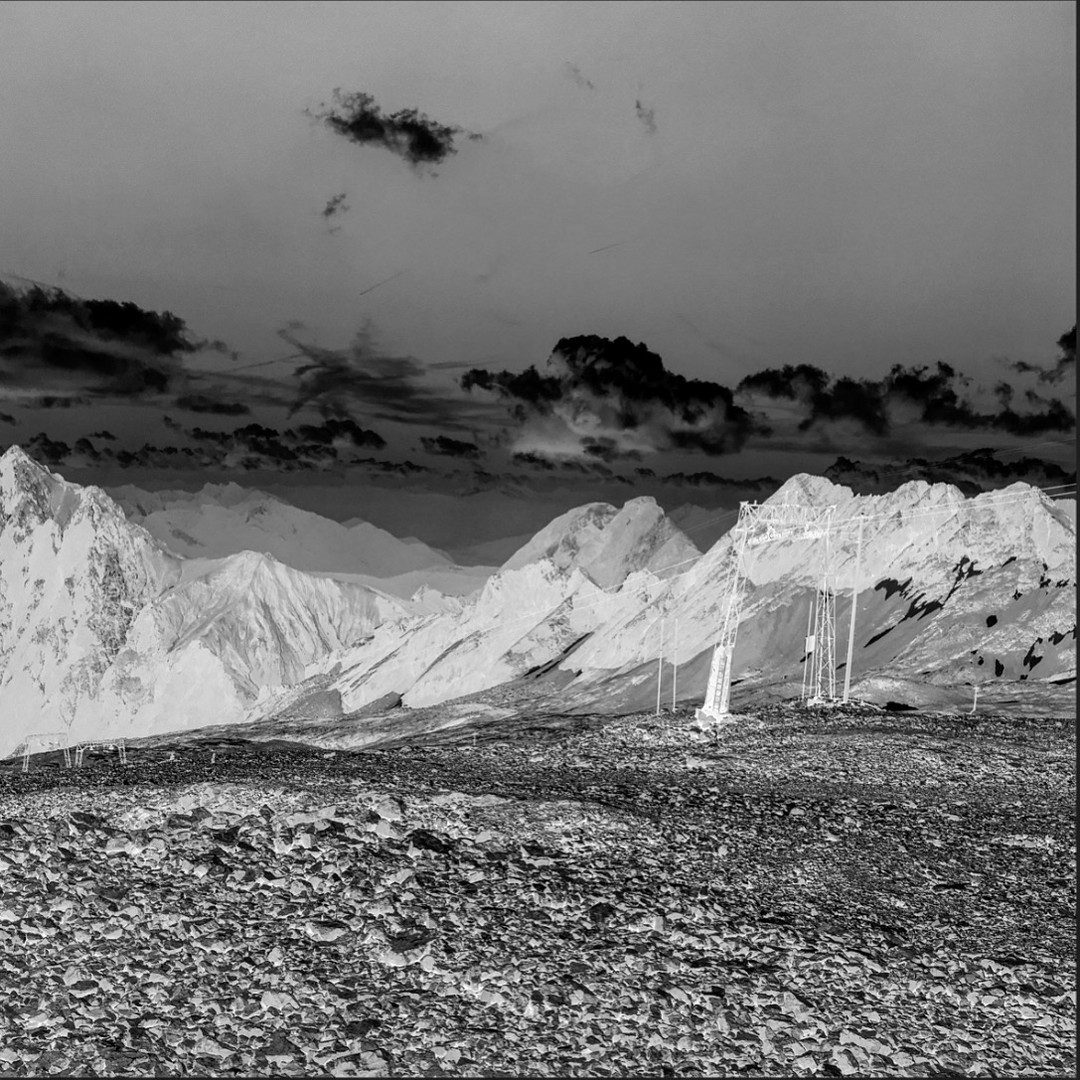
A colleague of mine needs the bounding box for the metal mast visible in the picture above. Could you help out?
[842,514,865,703]
[804,507,837,705]
[697,497,836,724]
[695,514,749,722]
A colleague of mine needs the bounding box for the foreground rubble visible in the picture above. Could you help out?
[0,703,1075,1077]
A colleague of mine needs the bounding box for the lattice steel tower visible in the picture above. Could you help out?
[696,497,837,724]
[801,525,838,706]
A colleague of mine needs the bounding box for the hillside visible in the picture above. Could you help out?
[291,497,700,717]
[0,449,407,758]
[554,476,1077,715]
[270,475,1074,726]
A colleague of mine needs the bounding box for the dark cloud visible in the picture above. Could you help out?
[563,62,596,91]
[14,417,389,474]
[992,397,1075,436]
[21,394,89,409]
[420,435,482,459]
[661,471,779,492]
[582,436,641,463]
[460,365,563,419]
[0,283,195,355]
[21,433,72,467]
[0,281,239,404]
[0,411,14,425]
[307,89,477,170]
[202,338,241,363]
[1008,358,1043,377]
[738,353,1074,438]
[738,364,888,435]
[816,377,888,436]
[1006,326,1076,384]
[511,451,557,472]
[463,334,761,462]
[1054,326,1077,382]
[183,418,386,461]
[319,195,349,235]
[290,418,386,450]
[825,448,1076,497]
[278,324,490,431]
[353,457,431,477]
[885,360,1073,435]
[883,361,980,428]
[89,429,116,440]
[634,99,657,135]
[174,394,251,416]
[737,363,830,401]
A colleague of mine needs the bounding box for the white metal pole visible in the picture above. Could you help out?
[671,618,678,710]
[655,617,665,715]
[718,521,748,718]
[842,514,864,703]
[802,599,814,703]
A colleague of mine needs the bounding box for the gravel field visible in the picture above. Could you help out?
[0,701,1074,1077]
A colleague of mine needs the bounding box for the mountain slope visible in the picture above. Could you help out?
[108,482,457,581]
[500,496,699,586]
[556,477,1076,713]
[0,449,408,756]
[1,447,179,745]
[279,497,700,716]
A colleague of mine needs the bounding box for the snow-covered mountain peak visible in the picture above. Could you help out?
[1,445,168,561]
[1,445,63,530]
[717,475,1073,589]
[763,472,972,520]
[766,472,848,508]
[0,449,418,756]
[500,494,699,588]
[500,501,616,570]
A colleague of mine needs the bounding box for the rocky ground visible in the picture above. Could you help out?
[0,701,1074,1077]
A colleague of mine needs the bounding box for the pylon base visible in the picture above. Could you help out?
[694,706,731,725]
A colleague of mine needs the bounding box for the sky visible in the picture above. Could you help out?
[0,1,1075,549]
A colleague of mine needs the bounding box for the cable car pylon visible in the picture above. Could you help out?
[696,497,837,725]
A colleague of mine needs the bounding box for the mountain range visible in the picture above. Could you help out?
[107,482,494,600]
[0,445,1074,757]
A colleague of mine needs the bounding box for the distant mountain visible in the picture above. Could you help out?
[108,482,455,580]
[0,448,407,757]
[284,496,700,715]
[668,503,734,551]
[449,532,536,568]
